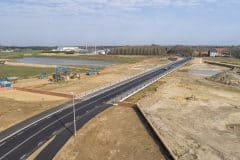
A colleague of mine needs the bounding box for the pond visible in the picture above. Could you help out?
[16,57,118,67]
[189,70,221,76]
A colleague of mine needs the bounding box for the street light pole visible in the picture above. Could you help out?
[71,92,76,137]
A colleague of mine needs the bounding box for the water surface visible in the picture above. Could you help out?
[16,57,117,67]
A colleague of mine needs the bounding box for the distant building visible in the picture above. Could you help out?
[208,47,230,57]
[97,50,106,55]
[52,47,88,53]
[96,49,111,55]
[55,47,80,52]
[0,49,14,53]
[208,49,218,57]
[215,47,229,54]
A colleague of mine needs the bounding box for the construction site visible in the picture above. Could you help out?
[0,56,168,131]
[0,55,240,160]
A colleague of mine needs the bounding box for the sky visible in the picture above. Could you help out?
[0,0,240,46]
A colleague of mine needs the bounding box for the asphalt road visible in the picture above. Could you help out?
[0,57,191,160]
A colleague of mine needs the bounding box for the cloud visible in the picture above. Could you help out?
[0,0,239,16]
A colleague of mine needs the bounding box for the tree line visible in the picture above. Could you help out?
[110,45,167,56]
[230,47,240,58]
[110,45,194,56]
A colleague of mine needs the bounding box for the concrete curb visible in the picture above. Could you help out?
[136,105,178,160]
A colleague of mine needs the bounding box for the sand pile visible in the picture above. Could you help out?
[208,67,240,87]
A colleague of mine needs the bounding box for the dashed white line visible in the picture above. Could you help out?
[20,154,26,160]
[0,142,6,147]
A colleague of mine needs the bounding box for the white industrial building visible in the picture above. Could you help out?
[54,47,80,52]
[97,50,106,55]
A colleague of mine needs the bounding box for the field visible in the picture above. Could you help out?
[0,50,42,59]
[0,64,55,79]
[38,53,146,64]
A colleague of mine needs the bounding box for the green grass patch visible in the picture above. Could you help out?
[0,64,92,79]
[0,49,42,59]
[0,64,54,79]
[203,57,240,66]
[37,54,147,64]
[126,80,166,103]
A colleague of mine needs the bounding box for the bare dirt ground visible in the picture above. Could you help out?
[0,90,67,131]
[54,106,165,160]
[5,61,56,68]
[139,58,240,160]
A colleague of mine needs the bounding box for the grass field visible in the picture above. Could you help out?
[204,57,240,66]
[0,64,92,79]
[0,65,54,79]
[0,50,42,59]
[37,54,146,63]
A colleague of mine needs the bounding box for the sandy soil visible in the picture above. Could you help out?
[5,61,56,68]
[0,87,67,131]
[0,94,66,131]
[139,58,240,160]
[54,106,165,160]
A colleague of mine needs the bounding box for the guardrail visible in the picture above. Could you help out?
[74,64,163,100]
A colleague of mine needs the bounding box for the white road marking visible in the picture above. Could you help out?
[0,142,6,147]
[0,103,72,144]
[38,141,43,146]
[17,131,23,136]
[20,154,26,160]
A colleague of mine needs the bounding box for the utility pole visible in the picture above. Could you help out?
[95,45,97,54]
[71,92,76,136]
[85,42,88,51]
